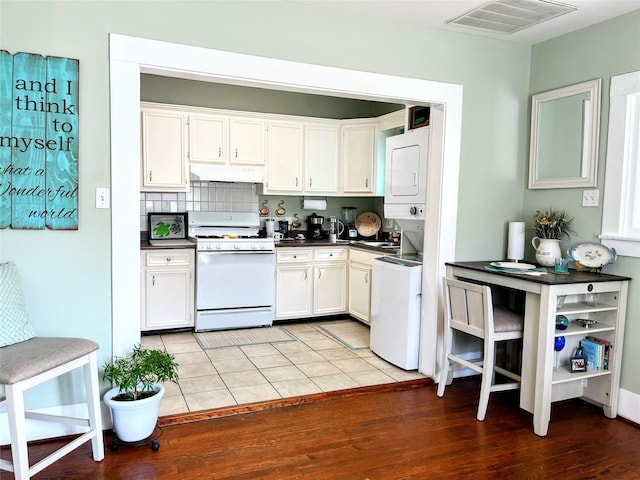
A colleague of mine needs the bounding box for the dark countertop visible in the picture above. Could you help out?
[140,238,197,250]
[446,261,631,285]
[275,238,400,254]
[140,236,399,254]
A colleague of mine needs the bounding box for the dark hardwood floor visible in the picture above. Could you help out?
[3,378,639,479]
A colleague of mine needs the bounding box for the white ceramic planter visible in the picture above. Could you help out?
[104,384,164,442]
[531,237,562,267]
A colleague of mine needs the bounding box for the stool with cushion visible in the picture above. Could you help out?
[0,262,104,479]
[437,277,524,421]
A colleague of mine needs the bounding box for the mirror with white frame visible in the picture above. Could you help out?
[528,78,601,189]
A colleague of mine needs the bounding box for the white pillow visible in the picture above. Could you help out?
[0,262,36,347]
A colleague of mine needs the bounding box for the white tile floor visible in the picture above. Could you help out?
[140,319,426,417]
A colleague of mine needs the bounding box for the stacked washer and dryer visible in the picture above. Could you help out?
[370,127,429,370]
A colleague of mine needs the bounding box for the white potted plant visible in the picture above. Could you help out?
[102,344,179,443]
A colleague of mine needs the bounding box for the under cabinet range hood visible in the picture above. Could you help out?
[189,164,264,183]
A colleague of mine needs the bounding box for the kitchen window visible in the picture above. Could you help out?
[600,70,640,258]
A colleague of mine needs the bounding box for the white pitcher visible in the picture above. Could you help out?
[531,237,561,267]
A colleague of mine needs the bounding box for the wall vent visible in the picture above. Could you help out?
[446,0,577,34]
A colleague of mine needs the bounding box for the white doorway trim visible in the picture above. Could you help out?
[109,33,461,378]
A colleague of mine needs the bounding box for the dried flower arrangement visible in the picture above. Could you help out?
[532,208,575,239]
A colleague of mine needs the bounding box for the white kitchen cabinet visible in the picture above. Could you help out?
[141,108,189,192]
[188,114,227,164]
[265,121,339,194]
[189,113,265,166]
[140,249,195,331]
[304,123,339,193]
[229,116,266,165]
[275,264,313,318]
[275,247,347,320]
[266,121,304,192]
[313,248,348,315]
[341,123,376,194]
[348,248,380,324]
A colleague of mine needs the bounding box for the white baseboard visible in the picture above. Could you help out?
[618,388,640,425]
[0,402,111,446]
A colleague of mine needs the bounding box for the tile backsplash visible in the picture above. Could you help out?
[140,181,259,231]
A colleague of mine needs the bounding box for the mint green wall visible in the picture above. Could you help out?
[527,11,640,395]
[15,0,639,409]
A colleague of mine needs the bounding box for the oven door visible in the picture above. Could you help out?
[196,251,274,310]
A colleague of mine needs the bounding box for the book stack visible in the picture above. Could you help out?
[580,337,611,371]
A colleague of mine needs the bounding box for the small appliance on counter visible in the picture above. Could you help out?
[328,216,339,243]
[307,213,324,239]
[278,220,289,238]
[265,218,276,238]
[342,207,358,239]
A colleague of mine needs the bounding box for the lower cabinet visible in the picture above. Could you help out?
[140,249,195,331]
[347,248,380,324]
[275,247,347,320]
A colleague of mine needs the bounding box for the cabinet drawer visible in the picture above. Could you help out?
[349,248,381,266]
[314,247,347,262]
[277,249,313,263]
[146,250,193,267]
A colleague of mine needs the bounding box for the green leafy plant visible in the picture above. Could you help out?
[531,208,575,240]
[102,345,179,401]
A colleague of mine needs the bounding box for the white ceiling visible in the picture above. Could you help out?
[302,0,640,44]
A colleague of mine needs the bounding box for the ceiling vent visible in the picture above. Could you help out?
[446,0,577,34]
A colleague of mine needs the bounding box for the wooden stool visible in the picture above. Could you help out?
[438,277,524,421]
[0,337,105,479]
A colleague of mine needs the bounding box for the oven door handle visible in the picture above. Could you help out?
[197,251,274,256]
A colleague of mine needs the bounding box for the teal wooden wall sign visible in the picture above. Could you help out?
[0,51,79,230]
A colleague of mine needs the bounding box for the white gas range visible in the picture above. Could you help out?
[188,211,275,332]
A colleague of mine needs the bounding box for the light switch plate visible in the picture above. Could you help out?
[582,189,599,207]
[96,187,110,209]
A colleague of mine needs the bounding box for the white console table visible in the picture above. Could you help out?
[446,261,630,437]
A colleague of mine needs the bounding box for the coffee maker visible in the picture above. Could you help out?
[342,207,358,239]
[307,213,324,240]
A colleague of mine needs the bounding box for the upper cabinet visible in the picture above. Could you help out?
[189,113,266,166]
[305,123,340,193]
[141,101,404,195]
[141,108,189,192]
[229,117,266,165]
[341,122,377,195]
[265,121,304,192]
[188,114,227,164]
[264,120,339,195]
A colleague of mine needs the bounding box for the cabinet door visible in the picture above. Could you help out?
[276,265,313,319]
[305,124,339,193]
[189,114,227,164]
[348,263,372,324]
[314,263,347,315]
[141,110,188,191]
[341,124,376,194]
[229,117,266,165]
[266,122,304,192]
[144,268,193,330]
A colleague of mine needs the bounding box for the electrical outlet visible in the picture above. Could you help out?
[582,189,599,207]
[386,219,393,229]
